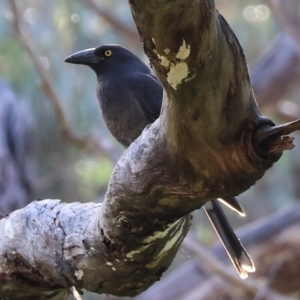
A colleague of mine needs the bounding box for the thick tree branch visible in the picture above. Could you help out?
[2,0,300,298]
[99,0,300,294]
[100,0,300,229]
[0,200,190,298]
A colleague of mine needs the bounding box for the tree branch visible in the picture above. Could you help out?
[2,0,300,298]
[270,0,300,55]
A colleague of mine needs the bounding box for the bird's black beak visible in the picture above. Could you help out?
[64,48,102,65]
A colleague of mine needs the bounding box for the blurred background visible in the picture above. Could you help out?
[0,0,299,299]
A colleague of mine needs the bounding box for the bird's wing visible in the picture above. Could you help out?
[126,72,163,122]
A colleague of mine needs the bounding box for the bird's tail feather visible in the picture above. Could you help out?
[217,197,246,216]
[203,199,255,279]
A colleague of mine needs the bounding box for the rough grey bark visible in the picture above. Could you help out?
[1,0,300,299]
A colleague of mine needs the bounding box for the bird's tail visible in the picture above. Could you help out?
[216,196,245,216]
[203,199,255,279]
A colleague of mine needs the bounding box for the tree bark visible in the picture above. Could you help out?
[1,0,300,298]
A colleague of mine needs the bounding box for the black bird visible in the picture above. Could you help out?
[65,45,255,278]
[67,46,161,147]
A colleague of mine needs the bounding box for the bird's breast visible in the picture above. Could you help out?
[97,81,150,147]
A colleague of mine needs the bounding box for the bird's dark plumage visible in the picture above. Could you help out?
[65,45,162,147]
[204,200,255,278]
[65,44,255,278]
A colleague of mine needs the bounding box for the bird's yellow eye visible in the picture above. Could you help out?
[104,50,112,57]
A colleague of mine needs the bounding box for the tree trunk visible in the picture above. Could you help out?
[1,0,300,299]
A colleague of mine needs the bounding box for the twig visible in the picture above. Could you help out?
[8,0,116,161]
[182,234,297,300]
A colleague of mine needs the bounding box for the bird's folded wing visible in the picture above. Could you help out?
[126,72,163,122]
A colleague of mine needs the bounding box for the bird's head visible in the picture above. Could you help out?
[65,44,145,77]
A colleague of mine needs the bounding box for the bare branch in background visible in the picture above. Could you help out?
[182,235,295,300]
[270,0,300,55]
[276,100,300,121]
[8,0,117,162]
[79,0,140,48]
[268,0,300,200]
[253,260,285,300]
[251,34,300,107]
[251,1,300,115]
